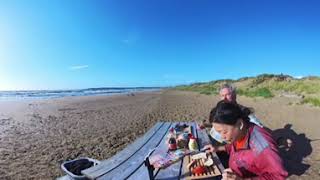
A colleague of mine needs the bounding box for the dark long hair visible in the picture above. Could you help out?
[209,101,251,125]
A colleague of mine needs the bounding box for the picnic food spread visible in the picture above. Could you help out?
[184,152,222,179]
[149,123,222,179]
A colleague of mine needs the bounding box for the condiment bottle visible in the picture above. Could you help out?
[188,136,198,151]
[168,137,177,151]
[168,127,175,139]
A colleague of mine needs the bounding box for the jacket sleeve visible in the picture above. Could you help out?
[224,144,232,154]
[252,148,288,180]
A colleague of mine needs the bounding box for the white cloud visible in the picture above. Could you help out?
[294,75,304,79]
[69,65,89,70]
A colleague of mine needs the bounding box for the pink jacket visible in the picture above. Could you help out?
[225,124,288,179]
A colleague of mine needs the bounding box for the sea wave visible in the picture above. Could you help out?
[0,87,162,100]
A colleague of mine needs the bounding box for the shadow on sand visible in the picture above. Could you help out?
[271,124,314,177]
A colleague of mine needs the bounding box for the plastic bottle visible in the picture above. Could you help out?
[168,127,175,139]
[188,136,198,151]
[168,137,177,151]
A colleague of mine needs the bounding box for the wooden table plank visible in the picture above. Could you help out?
[125,162,150,180]
[82,122,165,179]
[129,122,197,180]
[127,122,181,180]
[97,122,172,180]
[154,122,194,180]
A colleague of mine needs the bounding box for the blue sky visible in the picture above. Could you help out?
[1,0,320,90]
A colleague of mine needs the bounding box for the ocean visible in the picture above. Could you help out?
[0,87,162,101]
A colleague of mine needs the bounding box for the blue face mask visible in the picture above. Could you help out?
[209,127,226,143]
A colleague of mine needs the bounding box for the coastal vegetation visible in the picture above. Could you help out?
[175,74,320,107]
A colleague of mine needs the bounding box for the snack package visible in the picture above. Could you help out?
[149,149,188,168]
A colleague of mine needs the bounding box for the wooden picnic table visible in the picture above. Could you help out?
[58,121,225,180]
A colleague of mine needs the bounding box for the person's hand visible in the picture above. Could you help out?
[222,168,242,180]
[204,144,216,153]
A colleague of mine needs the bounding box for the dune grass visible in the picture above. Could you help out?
[175,82,221,95]
[174,74,320,107]
[237,88,274,98]
[302,97,320,107]
[256,81,320,95]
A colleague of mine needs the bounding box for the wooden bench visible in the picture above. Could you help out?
[58,121,224,180]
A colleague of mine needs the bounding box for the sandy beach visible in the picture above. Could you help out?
[1,90,319,179]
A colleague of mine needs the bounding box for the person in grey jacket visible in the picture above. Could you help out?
[210,84,263,143]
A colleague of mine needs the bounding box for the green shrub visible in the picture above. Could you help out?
[238,88,273,98]
[174,74,320,104]
[302,97,320,107]
[174,83,219,95]
[199,91,212,95]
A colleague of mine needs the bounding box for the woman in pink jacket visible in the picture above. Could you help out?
[205,101,288,180]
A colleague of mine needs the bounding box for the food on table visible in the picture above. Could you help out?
[191,152,207,160]
[177,134,188,148]
[187,159,196,169]
[192,165,206,174]
[204,157,214,166]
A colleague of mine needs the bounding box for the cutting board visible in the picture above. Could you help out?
[183,152,222,179]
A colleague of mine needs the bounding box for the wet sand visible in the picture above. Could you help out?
[0,90,319,179]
